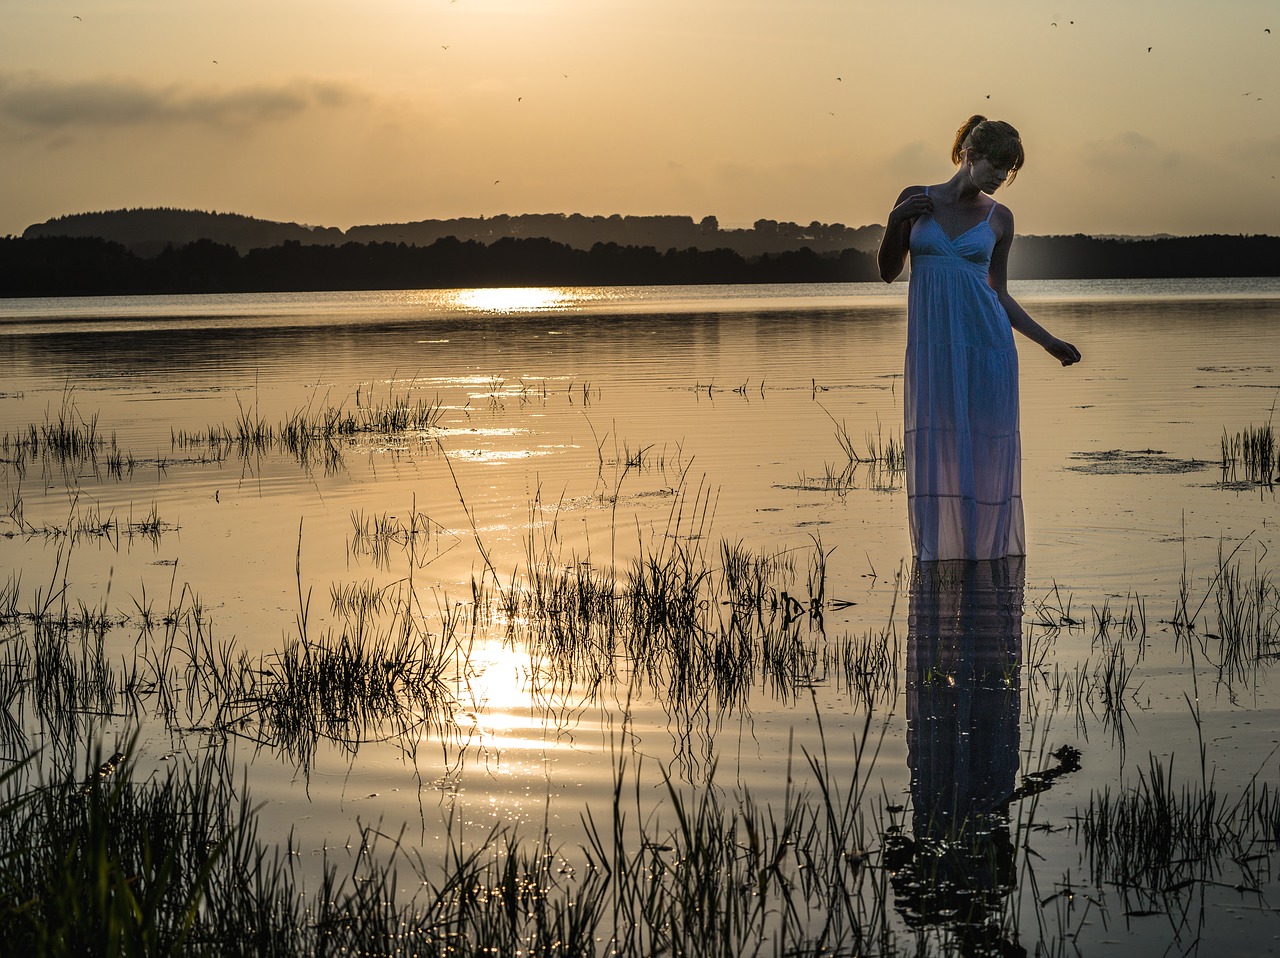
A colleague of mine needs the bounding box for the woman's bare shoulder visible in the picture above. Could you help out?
[989,202,1015,240]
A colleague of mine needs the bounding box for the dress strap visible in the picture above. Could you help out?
[984,201,998,222]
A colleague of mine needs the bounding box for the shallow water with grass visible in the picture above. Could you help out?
[2,279,1279,955]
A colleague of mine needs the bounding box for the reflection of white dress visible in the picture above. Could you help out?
[905,191,1025,561]
[907,556,1024,834]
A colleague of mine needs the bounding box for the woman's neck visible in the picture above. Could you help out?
[937,168,986,206]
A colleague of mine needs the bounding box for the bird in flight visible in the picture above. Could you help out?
[72,14,82,19]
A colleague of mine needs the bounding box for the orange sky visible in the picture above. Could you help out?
[2,0,1277,238]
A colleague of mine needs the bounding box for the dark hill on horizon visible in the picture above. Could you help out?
[22,208,885,259]
[22,209,345,259]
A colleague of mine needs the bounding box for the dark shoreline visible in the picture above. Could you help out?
[4,232,1280,298]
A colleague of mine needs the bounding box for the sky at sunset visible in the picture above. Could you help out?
[1,0,1277,239]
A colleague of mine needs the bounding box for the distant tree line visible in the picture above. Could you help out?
[2,232,1279,298]
[23,208,884,258]
[1009,233,1280,279]
[0,235,879,297]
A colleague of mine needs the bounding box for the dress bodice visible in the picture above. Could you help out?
[909,189,999,270]
[910,216,996,268]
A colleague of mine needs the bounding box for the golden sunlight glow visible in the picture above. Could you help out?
[448,637,581,753]
[453,287,572,314]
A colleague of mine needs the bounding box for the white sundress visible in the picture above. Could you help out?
[905,189,1025,561]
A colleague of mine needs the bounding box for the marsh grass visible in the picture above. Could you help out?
[803,405,906,497]
[248,626,453,770]
[1221,422,1276,487]
[1171,540,1280,693]
[348,506,456,571]
[496,485,874,717]
[3,498,177,547]
[830,623,903,710]
[1078,739,1280,912]
[329,578,391,619]
[170,389,447,474]
[488,497,865,721]
[0,540,456,772]
[1019,586,1152,746]
[818,402,906,471]
[0,393,125,485]
[0,710,933,958]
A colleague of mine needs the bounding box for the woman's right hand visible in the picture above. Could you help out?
[888,191,934,228]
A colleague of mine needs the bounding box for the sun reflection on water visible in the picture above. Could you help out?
[452,287,574,313]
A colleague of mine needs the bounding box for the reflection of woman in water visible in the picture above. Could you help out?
[887,557,1026,955]
[878,117,1081,562]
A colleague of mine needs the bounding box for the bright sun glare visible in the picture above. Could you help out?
[454,287,570,313]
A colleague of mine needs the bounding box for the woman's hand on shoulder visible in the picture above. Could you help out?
[887,187,933,228]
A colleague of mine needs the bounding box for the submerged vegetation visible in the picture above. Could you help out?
[3,358,1280,954]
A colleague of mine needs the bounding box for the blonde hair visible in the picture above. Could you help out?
[951,115,1024,183]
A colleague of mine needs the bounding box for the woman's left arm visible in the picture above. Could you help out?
[988,206,1082,366]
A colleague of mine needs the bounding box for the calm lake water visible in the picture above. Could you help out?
[2,279,1279,955]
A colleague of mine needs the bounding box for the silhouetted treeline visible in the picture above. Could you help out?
[5,232,1280,298]
[344,213,884,258]
[1008,233,1280,279]
[22,208,884,257]
[0,235,880,297]
[23,208,343,259]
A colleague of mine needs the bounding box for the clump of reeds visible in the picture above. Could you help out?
[1,393,115,483]
[801,405,906,497]
[1221,422,1276,486]
[830,623,902,710]
[1171,540,1280,691]
[255,627,453,768]
[6,499,176,549]
[329,578,390,619]
[233,394,273,447]
[818,402,906,472]
[348,506,453,571]
[169,386,445,475]
[1078,747,1280,905]
[500,484,854,715]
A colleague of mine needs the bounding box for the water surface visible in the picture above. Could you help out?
[2,280,1278,955]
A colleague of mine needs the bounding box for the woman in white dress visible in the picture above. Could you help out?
[877,116,1082,562]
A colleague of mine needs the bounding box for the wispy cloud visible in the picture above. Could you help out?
[0,72,363,132]
[1086,131,1191,173]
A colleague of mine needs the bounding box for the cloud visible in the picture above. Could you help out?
[884,140,934,180]
[0,72,364,133]
[1086,131,1190,173]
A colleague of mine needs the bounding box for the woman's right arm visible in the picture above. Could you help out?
[877,186,932,283]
